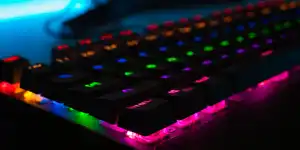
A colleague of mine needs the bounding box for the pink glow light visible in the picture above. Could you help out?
[0,68,293,148]
[195,76,209,83]
[99,70,291,144]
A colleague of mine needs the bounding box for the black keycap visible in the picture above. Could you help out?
[63,78,127,110]
[118,98,176,135]
[75,40,106,63]
[137,63,174,78]
[83,62,117,78]
[216,45,298,97]
[191,15,209,34]
[101,37,119,52]
[88,81,161,123]
[168,87,208,119]
[118,30,140,49]
[0,55,29,84]
[160,75,222,120]
[175,18,193,42]
[42,71,90,100]
[216,53,233,69]
[51,44,77,70]
[86,57,146,78]
[20,63,51,94]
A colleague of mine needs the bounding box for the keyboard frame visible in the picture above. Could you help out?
[0,67,296,150]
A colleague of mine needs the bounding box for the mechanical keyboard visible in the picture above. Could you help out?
[1,1,300,149]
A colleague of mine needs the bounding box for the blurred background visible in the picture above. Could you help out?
[0,0,253,64]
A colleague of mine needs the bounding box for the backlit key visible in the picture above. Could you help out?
[51,45,77,70]
[64,78,127,111]
[20,63,51,94]
[118,98,176,135]
[92,81,161,123]
[0,55,29,84]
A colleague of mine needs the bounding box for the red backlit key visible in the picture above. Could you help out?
[119,31,140,46]
[51,44,77,70]
[77,39,92,46]
[100,34,119,52]
[146,24,159,32]
[0,55,29,84]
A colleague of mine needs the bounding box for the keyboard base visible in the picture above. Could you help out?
[1,67,297,150]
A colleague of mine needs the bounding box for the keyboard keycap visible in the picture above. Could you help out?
[160,76,222,119]
[20,63,51,94]
[88,81,161,123]
[0,56,29,84]
[42,71,91,100]
[51,45,77,70]
[63,78,127,110]
[118,98,176,135]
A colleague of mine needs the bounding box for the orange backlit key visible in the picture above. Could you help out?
[20,63,51,94]
[51,45,78,70]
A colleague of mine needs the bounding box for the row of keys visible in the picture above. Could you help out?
[50,2,299,72]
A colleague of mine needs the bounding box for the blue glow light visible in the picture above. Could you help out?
[58,74,73,79]
[176,41,184,46]
[194,36,202,42]
[117,58,127,63]
[39,98,50,105]
[139,52,148,57]
[93,65,103,70]
[237,25,245,31]
[248,22,256,29]
[159,46,167,52]
[210,31,218,38]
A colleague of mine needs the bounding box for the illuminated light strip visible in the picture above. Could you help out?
[0,0,72,20]
[0,70,291,148]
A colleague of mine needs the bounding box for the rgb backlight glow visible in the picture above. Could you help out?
[0,1,298,149]
[0,70,291,149]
